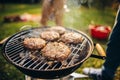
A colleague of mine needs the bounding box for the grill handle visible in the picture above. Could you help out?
[95,43,106,57]
[0,37,9,47]
[20,25,32,31]
[90,43,106,60]
[90,54,106,60]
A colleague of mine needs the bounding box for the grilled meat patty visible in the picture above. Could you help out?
[41,42,71,62]
[60,32,83,44]
[23,38,46,50]
[40,31,60,41]
[49,26,66,35]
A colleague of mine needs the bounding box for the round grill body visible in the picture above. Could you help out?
[2,27,94,79]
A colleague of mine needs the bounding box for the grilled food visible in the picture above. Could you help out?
[40,31,60,41]
[23,38,46,50]
[41,42,71,62]
[60,32,83,44]
[49,26,66,34]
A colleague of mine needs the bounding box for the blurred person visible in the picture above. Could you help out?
[83,1,120,80]
[40,0,66,26]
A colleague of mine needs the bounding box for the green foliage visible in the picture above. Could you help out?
[0,49,24,80]
[0,3,119,80]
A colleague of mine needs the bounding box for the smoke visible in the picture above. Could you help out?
[66,0,80,8]
[66,0,93,8]
[64,0,93,28]
[64,0,82,28]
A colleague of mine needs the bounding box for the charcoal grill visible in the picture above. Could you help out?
[1,27,105,79]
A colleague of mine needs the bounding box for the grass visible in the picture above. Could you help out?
[0,3,119,80]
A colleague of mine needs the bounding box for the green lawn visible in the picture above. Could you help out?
[0,3,119,80]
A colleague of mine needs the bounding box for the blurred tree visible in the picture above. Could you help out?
[0,0,5,11]
[111,0,119,10]
[0,0,41,4]
[78,0,118,10]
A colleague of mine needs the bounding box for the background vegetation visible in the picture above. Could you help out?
[0,0,120,80]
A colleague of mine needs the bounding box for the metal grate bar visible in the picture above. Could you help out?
[8,48,24,57]
[68,44,77,57]
[52,63,58,70]
[32,59,45,69]
[22,58,33,67]
[15,58,23,63]
[68,43,81,57]
[6,41,22,48]
[27,59,40,68]
[38,62,47,70]
[45,64,51,70]
[12,56,21,62]
[58,64,63,69]
[67,39,87,67]
[7,45,23,52]
[3,27,92,71]
[7,47,24,56]
[52,63,60,70]
[6,42,23,52]
[10,53,19,60]
[7,38,21,44]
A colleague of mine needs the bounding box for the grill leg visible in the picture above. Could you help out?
[25,75,32,80]
[25,75,74,80]
[60,76,74,80]
[25,73,89,80]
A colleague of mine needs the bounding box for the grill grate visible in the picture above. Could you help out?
[4,27,92,71]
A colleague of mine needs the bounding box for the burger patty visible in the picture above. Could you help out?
[40,31,60,41]
[49,26,66,35]
[23,38,46,50]
[60,32,83,44]
[41,42,71,62]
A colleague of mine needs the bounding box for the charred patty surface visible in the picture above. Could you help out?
[40,31,60,41]
[23,38,46,50]
[49,26,66,35]
[60,32,83,44]
[41,42,71,61]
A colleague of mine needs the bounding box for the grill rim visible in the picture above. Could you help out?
[1,27,94,71]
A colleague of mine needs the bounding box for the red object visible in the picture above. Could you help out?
[89,25,111,39]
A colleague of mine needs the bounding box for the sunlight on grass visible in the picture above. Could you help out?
[64,7,115,31]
